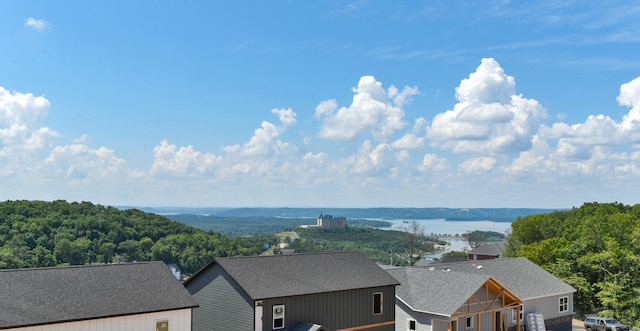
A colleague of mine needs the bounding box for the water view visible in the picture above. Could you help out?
[374,219,512,259]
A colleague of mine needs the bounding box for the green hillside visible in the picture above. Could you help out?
[506,202,640,325]
[0,200,264,274]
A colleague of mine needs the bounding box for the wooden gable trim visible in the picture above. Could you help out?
[451,277,523,317]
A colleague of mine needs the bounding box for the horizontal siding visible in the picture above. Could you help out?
[395,298,434,331]
[10,309,192,331]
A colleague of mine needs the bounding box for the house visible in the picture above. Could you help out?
[0,261,198,331]
[184,251,400,331]
[467,242,505,261]
[386,257,575,331]
[386,267,523,331]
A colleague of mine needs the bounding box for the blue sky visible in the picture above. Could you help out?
[1,1,640,208]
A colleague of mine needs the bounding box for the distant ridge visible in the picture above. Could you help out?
[122,207,561,223]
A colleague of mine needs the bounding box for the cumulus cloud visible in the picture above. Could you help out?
[537,75,640,159]
[428,58,547,154]
[44,144,133,182]
[508,74,640,182]
[458,156,497,175]
[315,76,419,141]
[0,87,59,171]
[25,18,49,31]
[151,140,222,176]
[152,108,298,180]
[618,76,640,130]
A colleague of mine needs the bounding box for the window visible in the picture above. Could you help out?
[559,296,568,312]
[466,316,473,329]
[273,304,285,330]
[408,319,417,331]
[156,320,168,331]
[512,304,524,323]
[373,292,383,315]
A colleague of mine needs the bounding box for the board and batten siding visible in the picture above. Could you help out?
[262,286,396,331]
[7,309,192,331]
[187,264,254,331]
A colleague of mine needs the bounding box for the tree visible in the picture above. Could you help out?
[462,230,486,250]
[403,220,426,266]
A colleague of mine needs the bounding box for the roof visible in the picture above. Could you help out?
[186,251,400,300]
[0,262,198,329]
[467,242,505,257]
[430,257,576,299]
[413,255,467,266]
[386,267,496,316]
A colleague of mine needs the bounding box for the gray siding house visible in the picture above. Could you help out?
[387,258,575,331]
[0,262,198,331]
[387,267,522,331]
[184,251,400,331]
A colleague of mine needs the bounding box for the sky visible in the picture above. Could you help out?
[1,1,640,209]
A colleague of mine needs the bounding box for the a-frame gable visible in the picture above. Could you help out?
[453,277,522,316]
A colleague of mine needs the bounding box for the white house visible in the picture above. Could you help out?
[0,261,198,331]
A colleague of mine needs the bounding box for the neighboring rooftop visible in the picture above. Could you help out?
[467,242,505,257]
[0,262,198,329]
[424,257,576,299]
[186,251,400,300]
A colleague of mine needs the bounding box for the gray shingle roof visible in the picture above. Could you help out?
[187,251,400,300]
[467,242,505,257]
[386,267,494,316]
[430,257,576,299]
[0,262,198,329]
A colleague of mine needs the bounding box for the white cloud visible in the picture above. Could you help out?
[428,58,547,154]
[25,18,49,31]
[44,144,133,182]
[316,76,419,141]
[458,156,497,175]
[618,76,640,130]
[0,87,59,174]
[151,140,222,176]
[419,153,449,173]
[537,75,640,156]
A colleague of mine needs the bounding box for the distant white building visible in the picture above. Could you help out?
[300,213,348,228]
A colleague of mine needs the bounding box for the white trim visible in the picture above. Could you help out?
[273,304,285,330]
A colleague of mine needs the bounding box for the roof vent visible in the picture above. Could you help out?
[476,265,483,269]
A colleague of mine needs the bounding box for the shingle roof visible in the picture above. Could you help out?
[467,242,505,257]
[187,251,400,300]
[0,262,198,329]
[386,267,494,316]
[430,257,576,299]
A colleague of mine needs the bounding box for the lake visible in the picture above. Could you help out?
[373,218,513,258]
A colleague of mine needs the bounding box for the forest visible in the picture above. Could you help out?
[285,225,446,266]
[0,200,269,275]
[506,202,640,325]
[0,200,441,274]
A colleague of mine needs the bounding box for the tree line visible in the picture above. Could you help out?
[506,202,640,326]
[0,200,268,275]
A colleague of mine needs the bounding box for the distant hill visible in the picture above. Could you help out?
[128,207,561,223]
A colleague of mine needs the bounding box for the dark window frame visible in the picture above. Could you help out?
[373,292,383,315]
